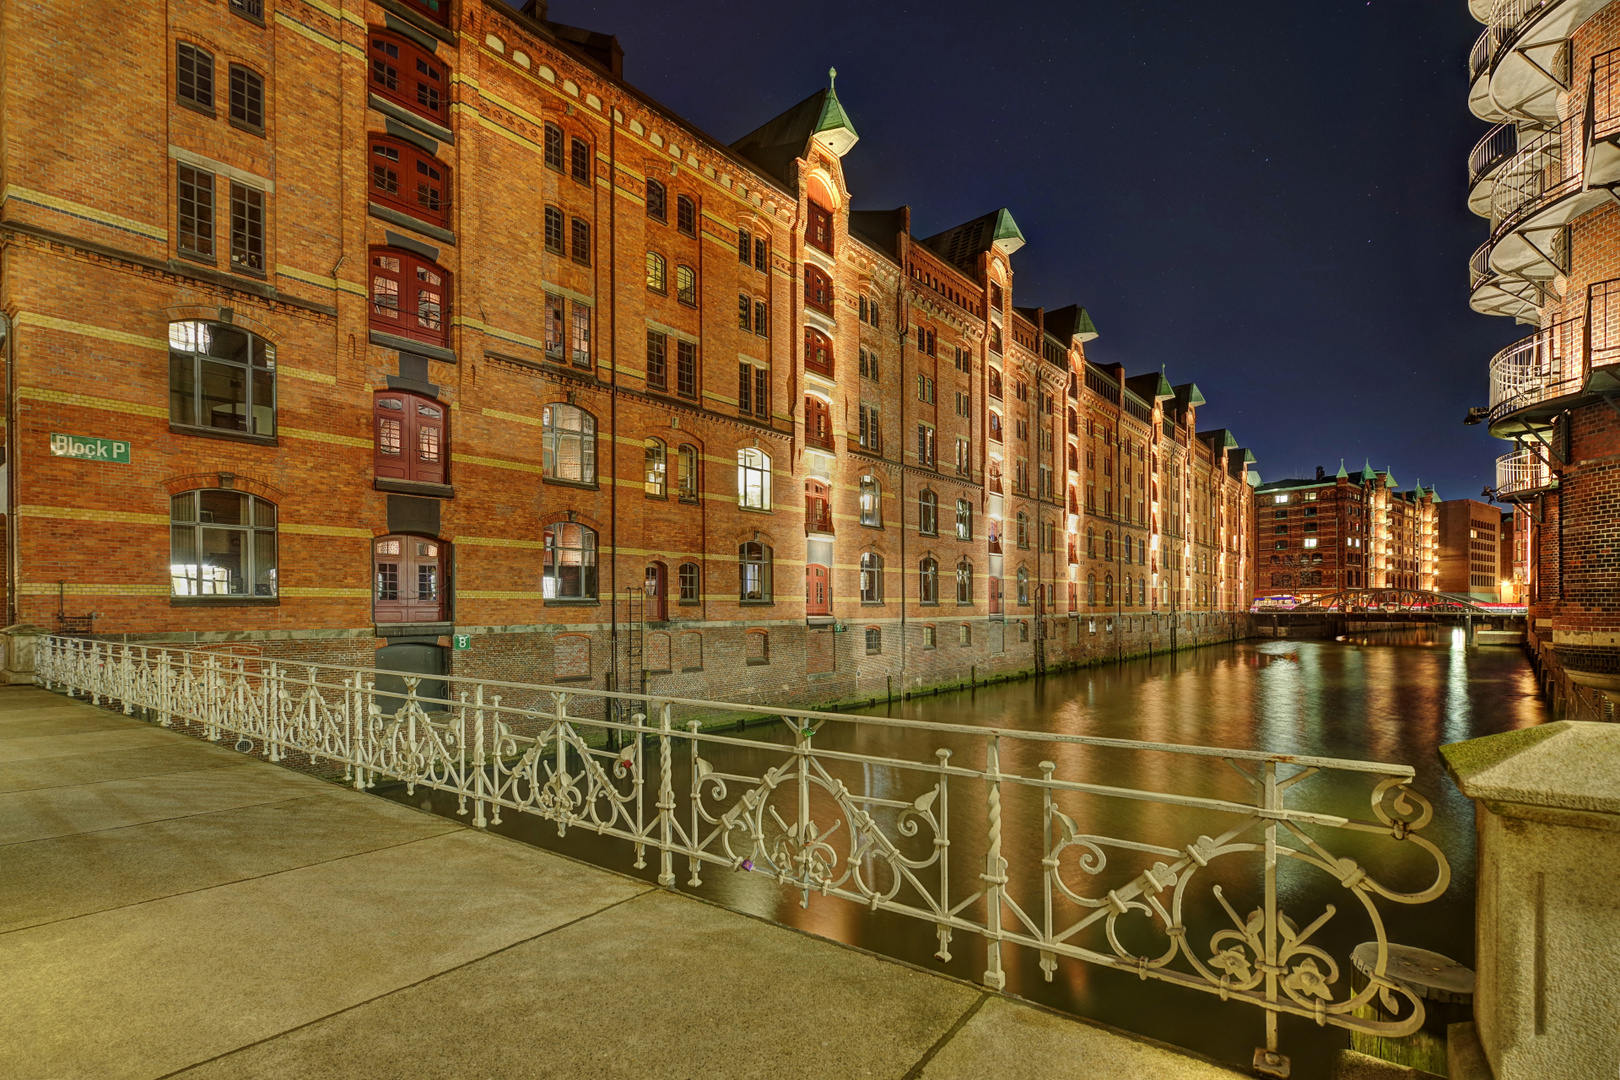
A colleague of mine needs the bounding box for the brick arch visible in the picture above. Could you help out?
[543,509,605,535]
[734,526,778,548]
[161,304,283,344]
[158,471,285,501]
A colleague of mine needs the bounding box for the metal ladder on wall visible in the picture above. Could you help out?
[621,586,647,696]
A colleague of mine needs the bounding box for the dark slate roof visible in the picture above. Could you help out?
[1126,371,1174,402]
[848,207,906,263]
[917,208,1025,275]
[730,87,857,188]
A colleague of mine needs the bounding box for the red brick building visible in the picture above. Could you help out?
[1250,464,1436,601]
[1437,498,1502,601]
[0,0,1253,706]
[1468,0,1620,701]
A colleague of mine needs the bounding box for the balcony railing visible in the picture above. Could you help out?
[1595,47,1620,142]
[1488,315,1584,423]
[805,499,833,535]
[1468,122,1519,192]
[1470,0,1563,84]
[1489,119,1581,233]
[1496,447,1554,498]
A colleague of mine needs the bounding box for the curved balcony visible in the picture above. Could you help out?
[1487,315,1586,433]
[1496,447,1556,500]
[1468,122,1520,216]
[1469,239,1548,320]
[1469,0,1607,124]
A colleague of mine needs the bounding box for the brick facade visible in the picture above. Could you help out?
[1467,0,1620,698]
[1436,498,1502,601]
[0,0,1254,709]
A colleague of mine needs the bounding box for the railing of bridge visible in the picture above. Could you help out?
[34,635,1452,1065]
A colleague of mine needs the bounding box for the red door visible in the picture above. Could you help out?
[645,564,666,622]
[806,564,831,616]
[374,535,444,623]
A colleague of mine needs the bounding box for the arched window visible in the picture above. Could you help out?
[644,438,667,497]
[988,519,1002,553]
[542,404,596,484]
[543,522,598,599]
[1067,445,1078,471]
[804,396,833,450]
[919,490,938,536]
[168,320,276,437]
[1138,537,1146,564]
[544,205,564,253]
[1086,527,1097,559]
[570,136,590,184]
[988,368,1003,399]
[919,556,939,603]
[645,251,666,292]
[865,626,882,653]
[859,476,881,527]
[956,499,973,540]
[739,541,773,601]
[169,490,277,597]
[1016,566,1029,605]
[1067,406,1077,431]
[1087,573,1097,605]
[737,448,771,509]
[675,264,697,306]
[677,195,696,235]
[989,412,1003,442]
[646,179,667,221]
[1104,531,1113,560]
[1123,575,1133,607]
[1016,512,1029,549]
[1105,573,1114,605]
[678,444,699,500]
[369,246,447,346]
[369,136,448,227]
[374,391,445,484]
[177,42,215,113]
[804,327,834,376]
[368,31,446,127]
[738,293,751,331]
[373,534,444,623]
[679,561,700,602]
[988,459,1002,494]
[544,123,565,171]
[956,559,973,604]
[755,299,769,337]
[1138,576,1148,605]
[804,264,834,313]
[860,552,883,602]
[805,479,831,533]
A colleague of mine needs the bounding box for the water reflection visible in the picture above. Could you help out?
[388,634,1545,1077]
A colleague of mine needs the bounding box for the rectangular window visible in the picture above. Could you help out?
[956,438,971,478]
[544,293,565,360]
[753,365,768,418]
[571,218,591,264]
[228,64,264,131]
[859,403,880,452]
[677,340,697,398]
[646,330,667,390]
[755,238,768,272]
[738,228,751,263]
[544,206,564,253]
[570,137,590,184]
[916,424,935,467]
[570,303,590,368]
[544,124,565,171]
[229,183,264,274]
[738,362,753,415]
[177,165,215,261]
[229,0,264,19]
[754,300,768,337]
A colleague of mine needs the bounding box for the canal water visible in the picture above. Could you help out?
[388,631,1547,1078]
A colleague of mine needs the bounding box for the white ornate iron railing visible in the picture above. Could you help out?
[34,636,1451,1067]
[1496,447,1553,498]
[1488,314,1584,423]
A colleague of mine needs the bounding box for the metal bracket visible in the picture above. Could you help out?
[1252,1048,1291,1078]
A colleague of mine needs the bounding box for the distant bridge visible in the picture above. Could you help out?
[1289,589,1524,617]
[1255,589,1526,641]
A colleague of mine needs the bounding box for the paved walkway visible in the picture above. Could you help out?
[0,685,1245,1080]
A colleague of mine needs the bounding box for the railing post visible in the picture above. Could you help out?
[1261,759,1282,1068]
[657,703,675,887]
[982,733,1007,990]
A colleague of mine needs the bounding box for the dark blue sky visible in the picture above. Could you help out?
[522,0,1516,500]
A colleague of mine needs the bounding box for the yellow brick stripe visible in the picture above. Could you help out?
[460,589,545,600]
[481,407,544,428]
[281,524,372,539]
[1,185,167,242]
[276,264,367,297]
[280,427,370,448]
[280,586,371,599]
[17,386,166,419]
[457,453,542,475]
[17,505,168,526]
[17,582,171,597]
[457,535,544,550]
[281,366,337,385]
[15,313,166,351]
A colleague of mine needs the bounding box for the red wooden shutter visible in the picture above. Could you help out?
[368,31,447,126]
[375,395,408,478]
[369,136,449,227]
[369,247,449,347]
[413,397,445,483]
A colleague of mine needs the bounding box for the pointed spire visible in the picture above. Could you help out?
[829,66,837,90]
[1337,459,1347,478]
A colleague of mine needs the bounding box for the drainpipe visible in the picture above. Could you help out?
[607,112,619,697]
[2,283,15,628]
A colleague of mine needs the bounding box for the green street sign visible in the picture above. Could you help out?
[453,634,471,650]
[50,433,130,464]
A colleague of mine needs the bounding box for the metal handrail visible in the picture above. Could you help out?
[1489,119,1580,233]
[1470,0,1559,83]
[1487,315,1585,423]
[1470,239,1496,290]
[1468,122,1519,189]
[1496,448,1552,497]
[35,636,1452,1065]
[1594,46,1620,143]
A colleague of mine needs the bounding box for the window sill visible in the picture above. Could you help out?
[229,118,267,138]
[737,505,772,515]
[374,0,457,43]
[375,479,454,499]
[229,5,266,26]
[169,423,277,447]
[171,596,279,607]
[376,621,453,637]
[369,330,455,363]
[860,600,885,607]
[542,477,599,492]
[552,675,593,684]
[745,658,770,666]
[177,250,217,269]
[544,599,601,607]
[229,263,268,281]
[369,202,455,246]
[367,93,455,144]
[739,600,775,607]
[572,257,592,267]
[177,98,216,120]
[678,496,700,506]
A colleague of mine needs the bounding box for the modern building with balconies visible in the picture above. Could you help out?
[1466,0,1620,702]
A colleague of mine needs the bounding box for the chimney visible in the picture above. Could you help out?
[1315,466,1325,481]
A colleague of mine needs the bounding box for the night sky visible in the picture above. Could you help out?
[514,0,1516,501]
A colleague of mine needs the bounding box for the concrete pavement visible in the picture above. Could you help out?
[0,685,1245,1080]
